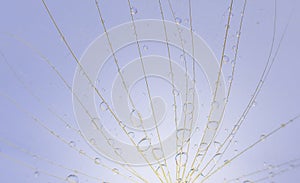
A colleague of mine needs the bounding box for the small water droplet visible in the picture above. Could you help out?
[152,148,164,160]
[66,174,79,183]
[214,141,221,150]
[260,134,266,140]
[130,7,137,15]
[227,75,233,82]
[89,138,96,145]
[199,142,208,151]
[236,31,241,38]
[127,131,135,138]
[213,153,222,163]
[69,141,76,148]
[175,152,188,167]
[94,157,101,165]
[223,55,229,63]
[112,168,119,174]
[172,89,180,96]
[252,101,257,107]
[100,101,108,111]
[180,54,185,61]
[34,171,39,178]
[183,102,194,113]
[143,45,148,51]
[232,45,236,52]
[130,110,141,127]
[207,121,218,130]
[137,137,151,152]
[175,17,182,24]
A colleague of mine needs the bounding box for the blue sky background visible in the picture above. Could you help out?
[0,0,300,182]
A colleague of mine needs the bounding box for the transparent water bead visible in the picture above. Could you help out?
[94,157,101,165]
[137,137,151,152]
[223,55,230,63]
[130,7,137,15]
[175,152,188,167]
[175,17,182,24]
[69,141,76,148]
[152,147,164,160]
[66,174,79,183]
[100,101,108,111]
[34,171,39,178]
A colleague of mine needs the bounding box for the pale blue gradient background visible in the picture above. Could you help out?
[0,0,300,182]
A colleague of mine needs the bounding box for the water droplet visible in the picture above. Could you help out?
[223,55,229,63]
[260,134,266,140]
[180,54,185,62]
[175,152,188,167]
[183,102,194,113]
[156,164,167,173]
[199,142,208,151]
[236,31,241,38]
[94,157,101,165]
[207,121,218,130]
[112,168,119,174]
[212,101,220,109]
[66,174,79,183]
[130,110,141,127]
[227,75,233,82]
[34,171,39,178]
[143,45,148,51]
[137,137,151,152]
[127,132,135,138]
[130,7,137,15]
[114,148,123,155]
[89,138,96,145]
[176,128,191,145]
[172,89,180,96]
[184,18,189,24]
[214,141,221,150]
[175,17,182,24]
[232,45,236,52]
[107,138,115,147]
[69,141,76,148]
[243,180,252,183]
[100,101,108,111]
[152,148,164,160]
[213,153,222,163]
